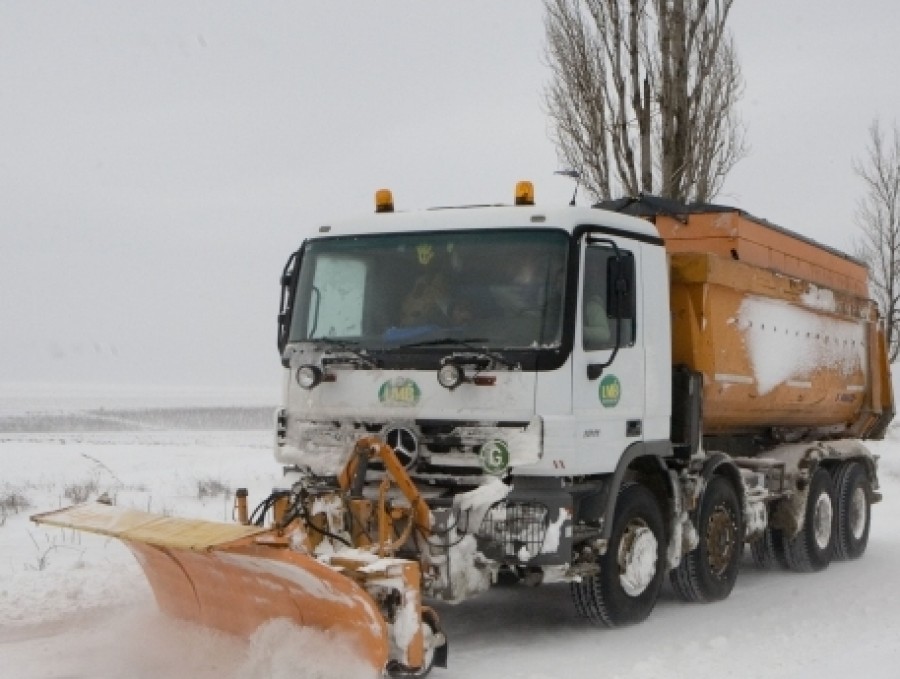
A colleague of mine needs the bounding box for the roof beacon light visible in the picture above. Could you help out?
[515,181,534,206]
[375,188,394,213]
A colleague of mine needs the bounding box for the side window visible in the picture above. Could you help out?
[582,246,636,351]
[306,255,367,338]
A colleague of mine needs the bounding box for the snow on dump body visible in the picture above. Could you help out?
[668,248,889,438]
[738,295,866,395]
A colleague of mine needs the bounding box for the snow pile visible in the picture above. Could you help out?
[239,618,378,679]
[0,532,147,627]
[0,430,281,629]
[447,533,492,602]
[453,476,511,533]
[738,295,865,394]
[539,507,569,554]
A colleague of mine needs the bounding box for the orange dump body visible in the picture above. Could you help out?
[656,209,870,296]
[649,206,893,439]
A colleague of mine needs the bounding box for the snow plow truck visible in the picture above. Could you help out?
[34,184,894,676]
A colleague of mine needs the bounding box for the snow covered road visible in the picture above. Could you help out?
[2,424,899,678]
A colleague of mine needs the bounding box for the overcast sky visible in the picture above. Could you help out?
[3,2,899,392]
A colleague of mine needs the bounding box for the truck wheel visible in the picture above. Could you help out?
[749,524,784,569]
[832,462,871,560]
[780,468,835,572]
[670,476,743,602]
[570,482,666,627]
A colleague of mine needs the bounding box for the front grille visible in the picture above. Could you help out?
[292,418,535,481]
[477,501,548,560]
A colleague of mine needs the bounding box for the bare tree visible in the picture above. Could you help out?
[544,0,747,203]
[854,120,900,362]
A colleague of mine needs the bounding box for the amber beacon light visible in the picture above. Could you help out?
[515,181,534,206]
[375,188,394,213]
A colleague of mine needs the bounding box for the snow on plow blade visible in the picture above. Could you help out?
[31,503,390,672]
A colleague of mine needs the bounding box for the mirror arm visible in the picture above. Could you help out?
[586,296,624,380]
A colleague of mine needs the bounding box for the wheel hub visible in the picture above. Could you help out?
[812,491,833,550]
[705,505,737,576]
[618,520,658,597]
[849,485,867,540]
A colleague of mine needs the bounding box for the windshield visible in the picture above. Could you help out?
[289,229,569,350]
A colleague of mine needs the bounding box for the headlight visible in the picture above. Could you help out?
[296,365,323,389]
[437,363,465,390]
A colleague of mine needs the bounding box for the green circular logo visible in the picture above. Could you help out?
[378,377,421,406]
[599,375,621,408]
[480,440,509,475]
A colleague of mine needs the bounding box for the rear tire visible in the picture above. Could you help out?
[780,468,835,573]
[670,476,743,602]
[571,482,666,627]
[749,523,786,569]
[832,462,871,560]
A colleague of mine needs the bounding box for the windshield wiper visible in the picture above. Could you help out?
[395,337,488,349]
[313,337,381,369]
[393,337,518,369]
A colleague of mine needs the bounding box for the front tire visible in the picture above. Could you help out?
[671,475,743,602]
[571,482,666,627]
[781,468,835,572]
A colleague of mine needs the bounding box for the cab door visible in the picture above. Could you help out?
[570,236,646,475]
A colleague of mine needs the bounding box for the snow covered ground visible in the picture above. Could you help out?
[2,392,900,678]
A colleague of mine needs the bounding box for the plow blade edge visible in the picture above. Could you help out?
[32,503,390,672]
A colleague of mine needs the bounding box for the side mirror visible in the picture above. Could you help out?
[606,253,635,320]
[277,312,289,359]
[277,250,301,356]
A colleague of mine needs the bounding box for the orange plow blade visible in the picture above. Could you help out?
[32,503,390,673]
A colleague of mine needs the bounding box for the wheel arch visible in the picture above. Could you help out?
[699,453,745,510]
[758,441,880,538]
[812,441,880,501]
[599,440,674,542]
[820,454,878,486]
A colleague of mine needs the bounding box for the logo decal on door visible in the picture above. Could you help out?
[599,375,621,408]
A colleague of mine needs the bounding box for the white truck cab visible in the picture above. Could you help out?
[276,186,671,487]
